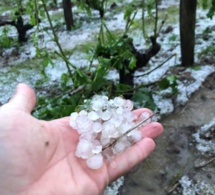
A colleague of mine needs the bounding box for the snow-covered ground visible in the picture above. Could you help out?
[193,117,215,155]
[0,1,214,194]
[179,175,215,195]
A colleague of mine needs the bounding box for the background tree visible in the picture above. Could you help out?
[180,0,197,67]
[83,0,106,19]
[53,0,57,6]
[63,0,74,30]
[0,9,40,43]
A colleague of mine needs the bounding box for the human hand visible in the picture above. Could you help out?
[0,83,163,195]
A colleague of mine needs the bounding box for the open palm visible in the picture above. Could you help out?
[0,83,163,195]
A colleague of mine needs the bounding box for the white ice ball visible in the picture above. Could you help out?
[91,95,108,111]
[70,112,79,129]
[76,115,93,133]
[92,122,102,133]
[123,100,134,110]
[113,97,125,107]
[113,141,126,153]
[123,110,136,122]
[86,154,103,169]
[139,112,151,126]
[75,139,93,159]
[88,111,100,121]
[128,130,142,142]
[109,114,124,128]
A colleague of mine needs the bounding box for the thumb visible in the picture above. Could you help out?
[5,83,36,113]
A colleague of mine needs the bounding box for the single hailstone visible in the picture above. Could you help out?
[139,112,151,126]
[75,139,93,159]
[120,122,134,134]
[88,111,100,121]
[128,130,142,142]
[91,95,108,111]
[116,107,124,114]
[112,137,131,154]
[70,112,79,129]
[109,114,124,128]
[113,97,125,107]
[86,154,103,169]
[100,109,112,121]
[123,100,134,110]
[113,141,127,153]
[123,110,136,122]
[92,122,102,133]
[108,125,120,138]
[102,122,115,138]
[76,115,93,133]
[79,110,88,116]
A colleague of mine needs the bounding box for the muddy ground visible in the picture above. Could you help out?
[119,72,215,195]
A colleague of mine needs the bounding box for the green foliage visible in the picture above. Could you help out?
[207,0,215,19]
[0,26,15,48]
[124,3,136,21]
[76,0,93,15]
[34,92,83,119]
[200,0,210,9]
[146,0,155,16]
[159,75,178,94]
[133,88,157,111]
[200,0,215,19]
[72,68,91,88]
[91,58,110,91]
[115,83,133,93]
[95,28,136,72]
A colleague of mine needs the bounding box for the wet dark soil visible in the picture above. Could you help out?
[120,72,215,195]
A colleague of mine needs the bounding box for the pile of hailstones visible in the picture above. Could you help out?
[69,95,152,169]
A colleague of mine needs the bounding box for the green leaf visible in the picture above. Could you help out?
[202,0,209,9]
[167,75,177,83]
[159,78,170,89]
[159,75,178,94]
[133,89,157,110]
[206,0,215,19]
[73,69,90,87]
[115,83,132,93]
[124,3,135,21]
[147,0,154,16]
[91,59,109,91]
[42,57,50,68]
[128,56,137,69]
